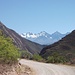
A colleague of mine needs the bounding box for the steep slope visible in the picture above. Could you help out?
[21,31,68,45]
[0,22,43,54]
[40,30,75,64]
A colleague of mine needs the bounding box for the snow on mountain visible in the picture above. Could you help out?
[21,31,69,45]
[21,31,51,39]
[21,32,37,38]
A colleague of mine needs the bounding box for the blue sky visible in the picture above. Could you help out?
[0,0,75,34]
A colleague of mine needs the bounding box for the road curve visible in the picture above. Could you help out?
[19,59,75,75]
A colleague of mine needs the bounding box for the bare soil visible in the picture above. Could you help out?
[0,63,33,75]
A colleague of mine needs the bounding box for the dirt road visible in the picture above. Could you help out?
[19,59,75,75]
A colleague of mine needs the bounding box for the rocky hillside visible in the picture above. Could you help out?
[40,30,75,64]
[0,22,43,55]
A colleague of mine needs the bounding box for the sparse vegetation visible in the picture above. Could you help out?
[46,52,67,63]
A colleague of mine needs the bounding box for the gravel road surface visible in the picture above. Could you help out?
[19,59,75,75]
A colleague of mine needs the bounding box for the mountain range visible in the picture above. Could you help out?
[21,31,69,45]
[0,22,43,55]
[40,30,75,64]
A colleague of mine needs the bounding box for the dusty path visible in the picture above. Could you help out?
[19,59,75,75]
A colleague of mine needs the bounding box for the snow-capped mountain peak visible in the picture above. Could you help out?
[21,31,69,45]
[37,31,50,37]
[39,31,47,35]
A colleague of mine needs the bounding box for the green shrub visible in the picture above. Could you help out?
[47,56,55,63]
[32,54,44,62]
[0,32,20,64]
[20,50,31,59]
